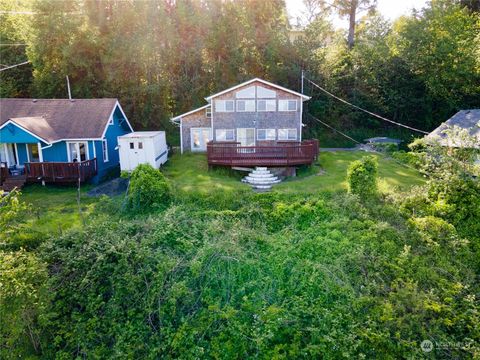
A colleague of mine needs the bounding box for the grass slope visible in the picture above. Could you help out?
[20,184,98,235]
[163,151,425,194]
[18,150,423,234]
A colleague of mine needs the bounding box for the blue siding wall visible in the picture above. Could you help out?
[17,144,29,164]
[42,142,68,162]
[0,123,45,144]
[94,106,132,182]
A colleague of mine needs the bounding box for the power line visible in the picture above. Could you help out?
[307,113,362,144]
[0,60,30,72]
[305,77,429,135]
[0,43,27,46]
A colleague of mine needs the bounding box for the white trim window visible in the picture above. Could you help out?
[257,129,276,141]
[215,100,234,112]
[205,106,212,118]
[235,86,256,98]
[257,99,276,112]
[256,86,276,98]
[278,99,298,112]
[102,139,109,162]
[215,129,235,141]
[67,141,89,162]
[236,100,255,112]
[278,128,297,140]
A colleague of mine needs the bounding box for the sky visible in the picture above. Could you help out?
[286,0,429,27]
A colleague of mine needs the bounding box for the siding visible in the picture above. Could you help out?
[95,106,131,182]
[0,123,46,144]
[212,80,302,145]
[180,108,211,152]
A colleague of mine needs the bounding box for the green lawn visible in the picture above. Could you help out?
[20,184,99,235]
[277,151,425,194]
[18,151,424,234]
[163,153,250,193]
[163,151,425,194]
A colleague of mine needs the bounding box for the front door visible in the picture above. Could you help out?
[127,140,147,169]
[237,128,255,147]
[26,144,40,162]
[191,128,212,152]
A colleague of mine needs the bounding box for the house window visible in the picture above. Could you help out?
[257,129,276,141]
[102,139,109,162]
[138,142,143,149]
[129,142,134,149]
[278,128,297,140]
[257,99,276,112]
[67,142,88,162]
[236,100,255,112]
[236,86,256,98]
[256,86,276,98]
[216,129,235,141]
[278,99,297,112]
[205,106,212,118]
[215,100,234,112]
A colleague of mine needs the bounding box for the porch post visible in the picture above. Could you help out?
[3,143,10,166]
[38,142,44,162]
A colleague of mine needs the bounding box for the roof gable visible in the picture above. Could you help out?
[0,98,123,143]
[205,78,310,101]
[426,109,480,148]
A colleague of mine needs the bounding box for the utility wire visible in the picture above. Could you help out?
[305,77,429,135]
[307,113,362,145]
[0,43,27,46]
[0,60,30,72]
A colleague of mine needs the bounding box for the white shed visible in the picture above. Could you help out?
[118,131,168,171]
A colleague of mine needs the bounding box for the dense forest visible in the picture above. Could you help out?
[1,0,479,146]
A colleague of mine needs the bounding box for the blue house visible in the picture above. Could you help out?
[0,98,133,187]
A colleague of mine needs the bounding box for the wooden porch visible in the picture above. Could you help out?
[1,159,97,191]
[25,159,97,183]
[207,140,319,167]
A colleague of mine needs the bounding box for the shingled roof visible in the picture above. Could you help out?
[0,98,121,143]
[426,109,480,149]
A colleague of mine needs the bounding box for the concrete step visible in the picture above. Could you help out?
[243,177,279,184]
[256,167,267,171]
[251,170,271,175]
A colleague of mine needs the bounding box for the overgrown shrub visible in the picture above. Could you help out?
[346,155,378,198]
[391,150,422,168]
[126,164,171,213]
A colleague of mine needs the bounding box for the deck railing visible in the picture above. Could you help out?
[207,140,319,167]
[25,158,97,183]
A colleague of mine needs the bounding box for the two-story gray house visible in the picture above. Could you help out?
[171,78,311,154]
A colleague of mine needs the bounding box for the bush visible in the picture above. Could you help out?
[391,150,422,167]
[346,155,378,198]
[126,164,171,213]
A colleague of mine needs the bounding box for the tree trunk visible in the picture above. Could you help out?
[347,0,357,49]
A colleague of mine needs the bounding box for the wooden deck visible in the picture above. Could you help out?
[21,159,97,183]
[207,140,319,167]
